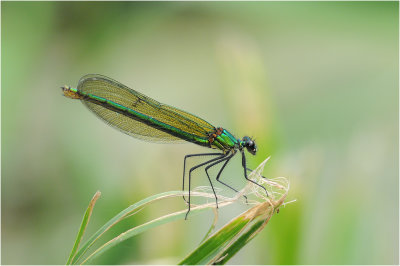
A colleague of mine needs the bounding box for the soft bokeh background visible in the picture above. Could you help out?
[2,2,398,264]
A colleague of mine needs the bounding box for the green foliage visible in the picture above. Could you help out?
[68,159,290,264]
[67,191,197,264]
[179,202,280,265]
[67,191,101,264]
[3,2,398,264]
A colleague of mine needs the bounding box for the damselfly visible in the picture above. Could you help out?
[62,74,267,218]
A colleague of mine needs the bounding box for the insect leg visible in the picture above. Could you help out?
[204,153,249,204]
[182,153,222,203]
[186,154,226,220]
[241,151,268,196]
[203,155,231,208]
[246,168,268,179]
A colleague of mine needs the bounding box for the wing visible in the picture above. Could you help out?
[77,74,215,143]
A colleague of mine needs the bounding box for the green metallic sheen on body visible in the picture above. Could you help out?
[76,89,211,147]
[62,74,264,220]
[212,129,239,151]
[62,75,249,154]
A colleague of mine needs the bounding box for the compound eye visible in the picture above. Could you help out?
[250,141,257,154]
[246,143,257,155]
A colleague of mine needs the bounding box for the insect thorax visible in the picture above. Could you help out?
[208,127,239,151]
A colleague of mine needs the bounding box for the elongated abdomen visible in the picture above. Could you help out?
[61,85,210,147]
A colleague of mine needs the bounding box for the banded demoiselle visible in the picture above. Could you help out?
[62,74,267,218]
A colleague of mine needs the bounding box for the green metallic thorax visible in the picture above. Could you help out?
[210,129,240,152]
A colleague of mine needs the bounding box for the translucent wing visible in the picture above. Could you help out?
[77,74,215,143]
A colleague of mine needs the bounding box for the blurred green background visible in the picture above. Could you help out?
[2,1,398,265]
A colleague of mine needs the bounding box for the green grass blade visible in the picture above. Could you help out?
[179,201,281,265]
[213,194,291,265]
[81,203,216,264]
[213,219,266,265]
[67,191,101,265]
[71,190,233,264]
[68,157,290,265]
[211,204,276,265]
[70,190,182,264]
[199,208,219,244]
[179,157,291,265]
[179,215,252,265]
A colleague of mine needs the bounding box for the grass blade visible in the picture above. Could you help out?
[213,219,266,265]
[67,157,290,265]
[210,201,277,265]
[179,157,292,265]
[71,190,182,264]
[67,191,101,265]
[81,203,219,264]
[179,215,252,265]
[71,190,236,264]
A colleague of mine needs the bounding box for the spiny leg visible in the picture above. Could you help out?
[203,155,231,208]
[246,168,268,179]
[205,153,249,204]
[241,151,268,197]
[182,153,222,203]
[186,154,226,220]
[217,155,249,203]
